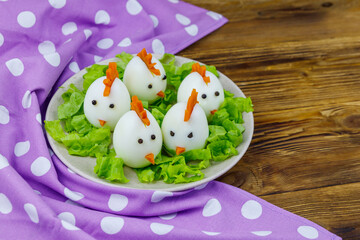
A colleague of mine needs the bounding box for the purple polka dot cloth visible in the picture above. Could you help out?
[0,0,341,239]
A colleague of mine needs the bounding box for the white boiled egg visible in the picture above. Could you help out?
[123,50,166,103]
[161,102,209,155]
[113,109,162,168]
[84,76,130,131]
[177,70,224,117]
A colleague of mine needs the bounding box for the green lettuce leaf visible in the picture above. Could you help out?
[83,64,108,91]
[57,84,85,120]
[44,120,66,142]
[181,148,211,161]
[207,140,238,161]
[94,150,129,183]
[219,96,253,124]
[70,114,93,135]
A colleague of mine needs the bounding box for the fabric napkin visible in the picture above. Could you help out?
[0,0,341,239]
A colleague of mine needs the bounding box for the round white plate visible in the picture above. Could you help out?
[45,55,254,192]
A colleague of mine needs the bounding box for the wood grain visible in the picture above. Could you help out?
[182,0,360,239]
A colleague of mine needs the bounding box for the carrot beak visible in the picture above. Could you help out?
[210,109,217,115]
[145,153,155,165]
[157,90,165,98]
[99,120,106,126]
[176,146,186,155]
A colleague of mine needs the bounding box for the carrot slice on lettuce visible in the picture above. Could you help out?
[137,48,160,76]
[191,62,210,85]
[103,62,119,97]
[184,89,199,122]
[131,96,150,126]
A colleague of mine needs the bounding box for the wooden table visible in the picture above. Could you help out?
[181,1,360,239]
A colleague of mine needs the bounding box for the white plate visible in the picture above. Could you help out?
[45,55,254,192]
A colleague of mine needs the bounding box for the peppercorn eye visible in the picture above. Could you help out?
[170,131,175,137]
[151,134,156,140]
[201,94,207,99]
[109,103,115,108]
[187,132,193,138]
[92,100,97,105]
[215,91,220,96]
[148,84,152,89]
[162,75,167,80]
[138,138,143,144]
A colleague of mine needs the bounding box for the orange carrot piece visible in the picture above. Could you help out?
[156,90,165,98]
[99,120,106,126]
[131,96,150,126]
[210,109,217,115]
[145,153,155,165]
[184,89,199,122]
[103,62,119,96]
[176,146,186,155]
[191,62,210,85]
[137,48,160,76]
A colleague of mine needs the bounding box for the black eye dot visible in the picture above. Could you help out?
[109,104,115,108]
[170,131,175,137]
[162,75,167,80]
[151,134,156,140]
[201,94,207,99]
[215,91,220,96]
[148,84,152,89]
[187,132,193,138]
[138,138,143,144]
[92,100,97,105]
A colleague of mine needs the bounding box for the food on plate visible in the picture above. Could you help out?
[113,96,162,168]
[177,62,225,117]
[83,62,130,130]
[161,89,209,155]
[123,48,166,103]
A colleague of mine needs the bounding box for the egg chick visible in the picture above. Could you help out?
[113,96,162,168]
[123,48,166,103]
[84,62,131,131]
[162,89,209,155]
[177,63,224,117]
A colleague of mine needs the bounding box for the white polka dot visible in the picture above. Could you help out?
[69,62,80,73]
[150,223,174,235]
[151,191,173,203]
[202,231,221,236]
[0,193,12,214]
[108,194,128,212]
[58,212,79,231]
[251,231,272,237]
[24,203,39,223]
[38,41,56,55]
[43,52,61,67]
[95,10,110,25]
[6,58,24,76]
[297,226,319,239]
[22,90,32,109]
[0,106,10,125]
[152,39,165,55]
[149,15,158,28]
[84,29,92,40]
[118,37,132,48]
[36,113,42,124]
[206,11,223,21]
[17,11,36,28]
[241,200,262,220]
[202,198,222,217]
[48,0,66,9]
[100,217,124,235]
[194,183,208,190]
[94,55,103,63]
[159,212,177,220]
[62,22,77,35]
[126,0,142,15]
[31,157,51,177]
[168,0,179,3]
[185,24,198,36]
[14,141,30,157]
[0,154,9,170]
[64,188,84,201]
[97,38,113,49]
[0,32,4,47]
[175,14,191,25]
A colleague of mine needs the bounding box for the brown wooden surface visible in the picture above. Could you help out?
[181,0,360,239]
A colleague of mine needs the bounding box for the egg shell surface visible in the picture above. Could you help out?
[177,71,224,117]
[123,56,166,103]
[84,77,130,130]
[161,102,209,153]
[113,109,162,168]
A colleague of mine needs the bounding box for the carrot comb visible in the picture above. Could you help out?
[103,62,119,97]
[131,96,150,126]
[191,62,210,85]
[184,89,199,122]
[137,48,160,76]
